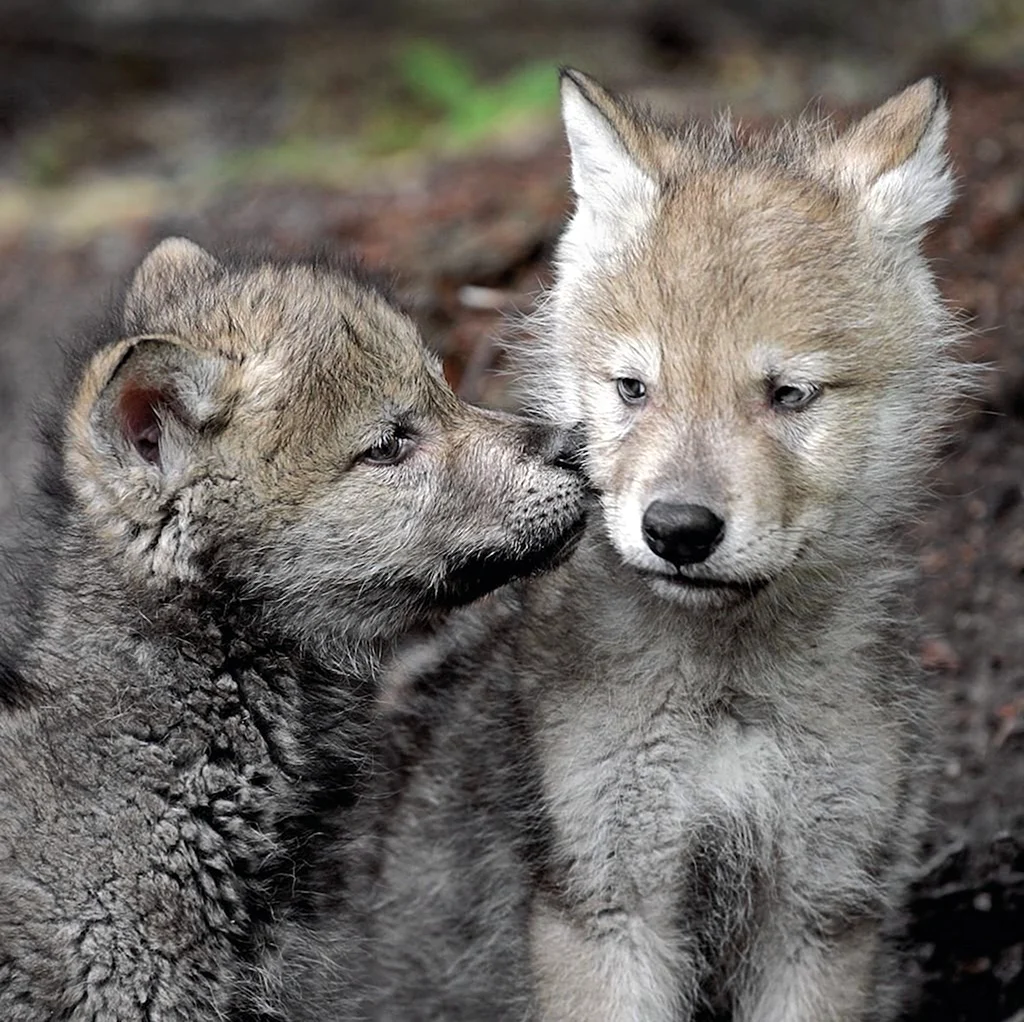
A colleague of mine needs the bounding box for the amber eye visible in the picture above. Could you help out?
[361,433,411,466]
[616,378,647,404]
[771,382,821,412]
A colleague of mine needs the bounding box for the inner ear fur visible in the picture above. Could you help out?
[69,336,230,483]
[814,78,952,235]
[826,78,944,184]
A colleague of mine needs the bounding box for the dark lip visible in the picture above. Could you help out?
[640,569,768,597]
[438,511,588,607]
[536,511,588,572]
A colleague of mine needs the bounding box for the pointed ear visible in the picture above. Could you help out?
[124,237,223,327]
[559,68,658,256]
[67,336,230,512]
[818,78,953,240]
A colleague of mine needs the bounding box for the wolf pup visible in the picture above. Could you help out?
[516,70,967,1022]
[0,238,587,1021]
[312,74,967,1021]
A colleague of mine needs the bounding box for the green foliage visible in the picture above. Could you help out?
[395,40,557,144]
[959,0,1024,60]
[206,42,559,187]
[20,118,93,188]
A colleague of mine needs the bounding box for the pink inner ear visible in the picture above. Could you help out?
[118,383,165,467]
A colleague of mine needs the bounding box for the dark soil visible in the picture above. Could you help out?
[0,51,1022,1022]
[905,66,1024,1022]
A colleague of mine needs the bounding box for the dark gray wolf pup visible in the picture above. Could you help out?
[0,238,587,1021]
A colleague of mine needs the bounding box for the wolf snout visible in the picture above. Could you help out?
[526,421,587,474]
[642,501,725,566]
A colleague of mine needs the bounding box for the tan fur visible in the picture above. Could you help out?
[818,79,943,185]
[510,72,968,1020]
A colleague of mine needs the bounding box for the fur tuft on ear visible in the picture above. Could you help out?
[116,380,166,467]
[818,78,954,241]
[559,68,658,259]
[123,237,223,328]
[65,336,230,544]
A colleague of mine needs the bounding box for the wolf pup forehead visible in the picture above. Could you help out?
[535,70,962,607]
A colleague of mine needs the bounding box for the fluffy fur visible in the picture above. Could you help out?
[288,73,970,1022]
[0,239,587,1021]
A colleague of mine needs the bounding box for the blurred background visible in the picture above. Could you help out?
[0,2,1023,1019]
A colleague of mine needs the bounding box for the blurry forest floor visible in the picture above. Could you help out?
[0,7,1023,1021]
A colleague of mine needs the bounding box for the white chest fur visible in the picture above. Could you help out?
[536,671,787,925]
[530,669,792,1022]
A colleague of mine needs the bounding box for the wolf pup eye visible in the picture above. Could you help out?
[770,382,821,412]
[616,378,647,405]
[361,433,411,466]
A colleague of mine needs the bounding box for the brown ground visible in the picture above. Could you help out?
[0,38,1022,1022]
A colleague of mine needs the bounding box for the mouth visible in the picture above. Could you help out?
[639,569,769,599]
[437,511,588,607]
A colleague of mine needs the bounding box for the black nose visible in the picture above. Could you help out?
[642,501,725,566]
[542,423,586,473]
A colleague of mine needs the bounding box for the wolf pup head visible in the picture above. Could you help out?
[64,239,587,642]
[529,70,964,607]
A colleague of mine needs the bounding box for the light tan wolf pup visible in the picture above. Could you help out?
[514,69,966,1021]
[282,73,968,1022]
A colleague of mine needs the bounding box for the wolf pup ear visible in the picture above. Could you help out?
[123,237,223,326]
[96,339,226,472]
[559,68,658,258]
[66,336,229,539]
[819,78,953,241]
